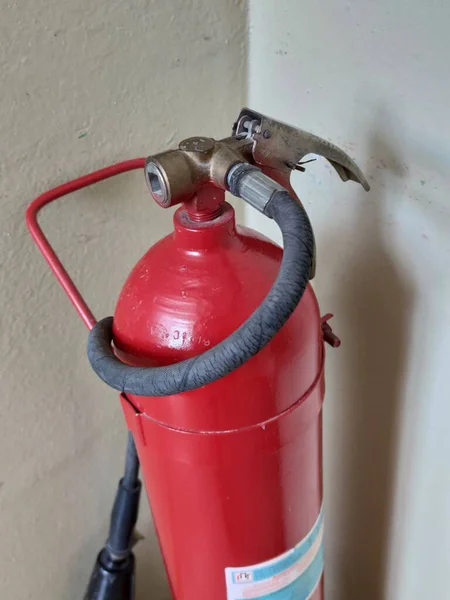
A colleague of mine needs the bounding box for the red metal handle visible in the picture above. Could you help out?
[26,158,146,331]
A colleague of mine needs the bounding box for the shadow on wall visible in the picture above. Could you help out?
[325,124,413,600]
[135,533,172,600]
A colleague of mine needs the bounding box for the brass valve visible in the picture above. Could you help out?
[144,107,369,209]
[144,108,370,277]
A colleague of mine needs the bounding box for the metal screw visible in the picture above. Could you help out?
[263,129,272,139]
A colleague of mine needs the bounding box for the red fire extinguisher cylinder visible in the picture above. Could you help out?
[87,159,324,599]
[27,108,369,600]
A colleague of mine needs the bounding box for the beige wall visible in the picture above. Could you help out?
[0,2,246,598]
[248,1,450,599]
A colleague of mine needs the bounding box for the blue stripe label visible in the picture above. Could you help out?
[250,511,323,582]
[225,507,324,600]
[254,546,324,600]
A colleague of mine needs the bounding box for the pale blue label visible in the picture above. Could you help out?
[225,508,323,600]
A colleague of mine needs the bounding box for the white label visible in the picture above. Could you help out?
[225,508,323,600]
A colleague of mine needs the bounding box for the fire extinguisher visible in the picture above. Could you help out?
[26,108,369,600]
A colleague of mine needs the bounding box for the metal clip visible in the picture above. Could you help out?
[321,314,341,348]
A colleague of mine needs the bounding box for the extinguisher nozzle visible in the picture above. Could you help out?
[84,434,141,599]
[83,549,135,600]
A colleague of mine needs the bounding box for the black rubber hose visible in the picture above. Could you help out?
[106,433,141,560]
[87,190,314,396]
[122,433,139,491]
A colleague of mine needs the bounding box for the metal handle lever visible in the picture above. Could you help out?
[233,107,370,192]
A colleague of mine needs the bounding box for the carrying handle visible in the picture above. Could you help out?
[25,158,146,330]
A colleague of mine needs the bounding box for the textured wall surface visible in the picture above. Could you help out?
[248,1,450,599]
[0,1,246,598]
